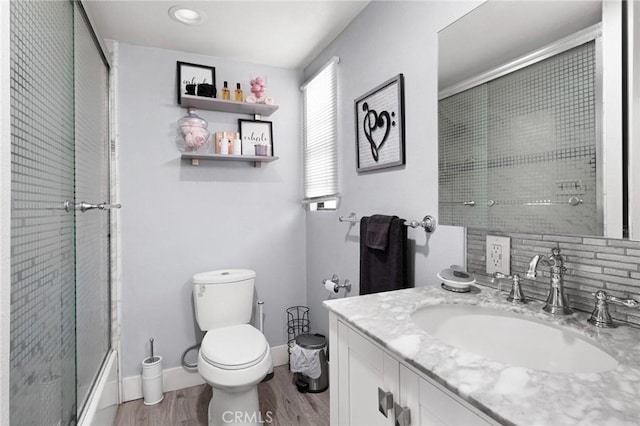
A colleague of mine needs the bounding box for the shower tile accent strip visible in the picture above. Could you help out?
[466,228,640,326]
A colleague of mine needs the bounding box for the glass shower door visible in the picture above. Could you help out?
[10,1,112,423]
[10,1,77,424]
[74,2,111,413]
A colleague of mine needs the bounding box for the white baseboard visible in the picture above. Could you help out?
[121,365,204,402]
[122,344,289,402]
[271,343,289,368]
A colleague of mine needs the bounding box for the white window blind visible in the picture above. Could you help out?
[302,57,339,205]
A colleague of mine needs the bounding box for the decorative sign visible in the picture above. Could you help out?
[176,61,216,104]
[238,119,274,156]
[354,74,405,172]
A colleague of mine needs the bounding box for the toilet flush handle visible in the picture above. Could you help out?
[257,301,265,333]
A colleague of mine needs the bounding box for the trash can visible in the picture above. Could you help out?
[293,333,328,393]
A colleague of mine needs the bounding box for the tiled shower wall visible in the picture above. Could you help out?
[440,41,599,236]
[467,229,640,326]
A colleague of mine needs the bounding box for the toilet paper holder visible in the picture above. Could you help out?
[323,274,351,293]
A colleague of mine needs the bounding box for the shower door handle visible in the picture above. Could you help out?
[76,201,122,212]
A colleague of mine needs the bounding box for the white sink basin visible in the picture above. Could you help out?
[411,304,618,373]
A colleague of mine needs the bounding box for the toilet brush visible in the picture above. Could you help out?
[149,337,159,363]
[142,337,163,405]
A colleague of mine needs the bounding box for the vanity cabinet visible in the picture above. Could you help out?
[330,314,496,426]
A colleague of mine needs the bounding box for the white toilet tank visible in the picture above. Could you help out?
[193,269,256,331]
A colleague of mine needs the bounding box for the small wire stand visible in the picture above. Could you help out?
[287,306,310,346]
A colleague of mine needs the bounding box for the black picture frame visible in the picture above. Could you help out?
[176,61,216,104]
[238,119,274,157]
[354,74,405,172]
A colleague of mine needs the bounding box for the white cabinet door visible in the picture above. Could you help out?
[399,364,496,426]
[336,320,399,426]
[330,314,498,426]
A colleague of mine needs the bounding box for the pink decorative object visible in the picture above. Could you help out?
[178,108,210,152]
[250,76,266,100]
[182,126,209,149]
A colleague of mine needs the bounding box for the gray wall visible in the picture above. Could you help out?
[303,1,481,338]
[118,44,306,376]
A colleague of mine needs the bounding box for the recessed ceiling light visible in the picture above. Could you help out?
[169,5,205,26]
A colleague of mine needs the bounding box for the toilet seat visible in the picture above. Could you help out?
[200,324,268,370]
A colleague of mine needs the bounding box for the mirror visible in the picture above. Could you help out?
[437,0,627,238]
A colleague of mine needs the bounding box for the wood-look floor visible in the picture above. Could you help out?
[114,366,329,426]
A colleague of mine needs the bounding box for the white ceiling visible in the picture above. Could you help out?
[439,0,602,91]
[82,0,370,69]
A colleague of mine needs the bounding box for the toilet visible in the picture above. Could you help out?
[193,269,272,426]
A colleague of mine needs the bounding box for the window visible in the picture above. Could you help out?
[302,57,339,210]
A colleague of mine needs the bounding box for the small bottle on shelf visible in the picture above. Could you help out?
[234,83,243,102]
[233,132,242,155]
[221,81,230,100]
[220,133,230,155]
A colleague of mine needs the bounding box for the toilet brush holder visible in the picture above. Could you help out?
[141,355,163,405]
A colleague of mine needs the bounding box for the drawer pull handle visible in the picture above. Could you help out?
[394,402,411,426]
[378,387,393,417]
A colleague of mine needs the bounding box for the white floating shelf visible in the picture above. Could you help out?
[180,95,279,117]
[181,152,279,167]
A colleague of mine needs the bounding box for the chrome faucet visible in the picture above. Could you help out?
[588,290,639,328]
[526,247,573,315]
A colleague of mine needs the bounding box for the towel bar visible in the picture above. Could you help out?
[338,212,436,234]
[406,215,436,233]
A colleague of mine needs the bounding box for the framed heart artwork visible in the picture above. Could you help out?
[354,74,405,172]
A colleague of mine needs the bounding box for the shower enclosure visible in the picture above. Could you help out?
[9,1,114,424]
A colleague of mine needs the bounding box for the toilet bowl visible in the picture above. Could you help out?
[198,324,272,425]
[193,269,273,426]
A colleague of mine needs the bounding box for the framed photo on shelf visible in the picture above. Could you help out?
[354,74,405,172]
[176,61,216,104]
[238,119,274,157]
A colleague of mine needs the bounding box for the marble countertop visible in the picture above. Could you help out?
[323,285,640,425]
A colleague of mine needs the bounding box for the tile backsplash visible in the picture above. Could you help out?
[467,228,640,326]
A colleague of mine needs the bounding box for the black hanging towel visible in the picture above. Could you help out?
[360,215,409,295]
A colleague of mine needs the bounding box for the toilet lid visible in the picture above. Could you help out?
[201,324,268,370]
[193,269,255,284]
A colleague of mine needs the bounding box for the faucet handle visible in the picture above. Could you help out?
[491,272,511,289]
[607,294,640,308]
[587,290,639,328]
[491,272,509,281]
[492,273,526,304]
[588,290,615,328]
[506,274,526,304]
